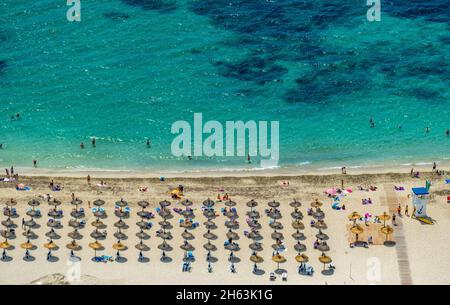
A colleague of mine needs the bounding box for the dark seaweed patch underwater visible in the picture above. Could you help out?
[121,0,177,12]
[188,0,450,104]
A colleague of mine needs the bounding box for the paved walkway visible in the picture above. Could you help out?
[382,184,413,285]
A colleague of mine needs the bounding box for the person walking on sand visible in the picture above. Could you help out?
[392,214,396,226]
[87,175,91,185]
[397,204,401,216]
[432,162,437,172]
[405,205,409,217]
[10,166,14,176]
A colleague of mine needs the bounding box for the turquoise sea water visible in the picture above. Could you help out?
[0,1,449,172]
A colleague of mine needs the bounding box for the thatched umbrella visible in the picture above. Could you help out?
[203,210,216,219]
[311,199,323,208]
[292,230,305,241]
[350,224,364,243]
[44,241,58,259]
[271,232,284,240]
[138,200,150,210]
[66,241,82,252]
[316,231,329,241]
[380,225,394,242]
[290,199,302,208]
[291,220,305,230]
[115,200,128,208]
[317,242,330,253]
[203,198,215,208]
[5,198,17,207]
[26,210,40,218]
[93,199,105,207]
[158,241,173,251]
[272,254,286,274]
[247,231,263,241]
[71,199,82,212]
[90,230,104,240]
[291,211,303,219]
[225,243,240,252]
[159,200,171,208]
[294,242,307,252]
[204,220,217,230]
[1,218,15,228]
[1,230,15,240]
[224,200,236,207]
[313,209,325,220]
[21,240,35,259]
[113,242,128,260]
[250,254,264,272]
[295,253,309,264]
[225,220,239,229]
[203,232,217,240]
[0,240,12,259]
[268,200,280,208]
[247,210,260,219]
[249,242,263,252]
[348,211,361,225]
[314,221,328,230]
[136,230,150,240]
[182,230,194,240]
[226,231,239,240]
[203,241,217,252]
[246,200,258,211]
[135,241,150,252]
[89,241,104,259]
[28,199,41,209]
[319,254,332,270]
[269,221,283,230]
[181,199,193,207]
[68,230,83,240]
[378,212,391,228]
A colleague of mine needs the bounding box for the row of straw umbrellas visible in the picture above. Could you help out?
[348,211,394,246]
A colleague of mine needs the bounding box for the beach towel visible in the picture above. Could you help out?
[445,179,450,184]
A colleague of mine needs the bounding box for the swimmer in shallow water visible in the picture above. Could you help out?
[446,129,449,136]
[92,138,96,147]
[80,142,85,149]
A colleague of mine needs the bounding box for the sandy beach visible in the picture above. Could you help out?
[0,168,449,285]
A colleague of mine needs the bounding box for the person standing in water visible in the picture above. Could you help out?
[92,138,96,147]
[80,142,85,149]
[446,129,449,136]
[247,154,251,164]
[33,160,37,168]
[425,126,430,133]
[369,117,375,128]
[146,139,151,148]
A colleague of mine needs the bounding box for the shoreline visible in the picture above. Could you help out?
[7,162,449,179]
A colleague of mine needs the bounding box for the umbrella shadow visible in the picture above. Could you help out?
[160,256,172,263]
[69,256,81,262]
[384,241,396,247]
[275,268,287,275]
[253,268,265,276]
[207,257,218,263]
[138,257,150,263]
[1,255,13,262]
[321,269,334,276]
[115,256,128,263]
[23,255,36,262]
[228,257,241,263]
[47,256,60,263]
[183,257,196,263]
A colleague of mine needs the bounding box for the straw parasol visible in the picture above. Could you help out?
[247,231,263,241]
[271,232,284,240]
[5,198,17,207]
[250,254,264,264]
[203,232,217,240]
[1,230,15,240]
[226,231,239,240]
[114,220,127,229]
[114,232,128,240]
[93,199,105,207]
[159,200,171,208]
[113,242,127,252]
[268,200,280,208]
[44,241,58,252]
[158,241,173,251]
[317,242,330,253]
[0,241,12,250]
[310,199,323,208]
[66,241,82,251]
[249,242,263,252]
[316,231,329,240]
[224,243,239,252]
[68,230,83,240]
[378,212,391,228]
[204,220,217,229]
[313,210,325,220]
[291,220,305,230]
[24,219,36,228]
[115,200,128,208]
[1,218,15,228]
[180,242,195,252]
[269,221,283,230]
[138,201,150,209]
[295,253,309,263]
[203,242,217,251]
[136,231,150,240]
[90,230,104,240]
[91,220,104,228]
[203,198,215,208]
[314,221,328,230]
[292,231,305,240]
[26,210,40,218]
[272,254,286,273]
[181,199,193,207]
[21,241,34,250]
[89,241,104,258]
[135,242,150,252]
[182,231,194,240]
[348,211,361,223]
[45,231,60,239]
[28,199,41,208]
[71,199,82,212]
[224,200,237,207]
[290,199,301,208]
[225,220,239,229]
[380,225,394,242]
[294,242,307,252]
[291,211,303,219]
[246,200,258,210]
[319,254,332,270]
[350,224,364,242]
